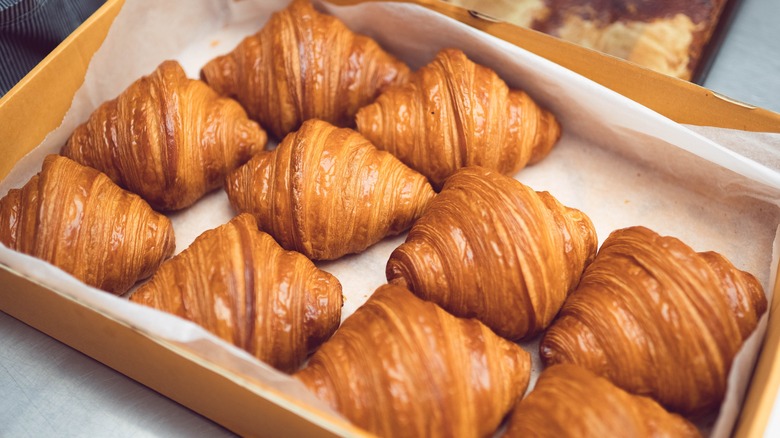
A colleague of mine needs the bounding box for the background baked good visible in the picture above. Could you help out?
[442,0,730,80]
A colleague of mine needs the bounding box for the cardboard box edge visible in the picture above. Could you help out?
[734,269,780,437]
[0,264,367,438]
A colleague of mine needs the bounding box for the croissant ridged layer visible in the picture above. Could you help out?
[356,48,561,189]
[225,119,435,260]
[0,155,175,295]
[540,226,767,415]
[200,0,410,139]
[62,60,267,211]
[130,214,343,372]
[294,284,531,438]
[387,166,597,340]
[505,365,701,437]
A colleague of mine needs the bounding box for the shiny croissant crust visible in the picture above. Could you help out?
[200,0,410,139]
[387,166,597,340]
[225,119,435,260]
[0,155,175,295]
[356,48,561,189]
[505,364,701,437]
[294,284,531,437]
[541,226,767,415]
[62,60,267,211]
[130,214,343,372]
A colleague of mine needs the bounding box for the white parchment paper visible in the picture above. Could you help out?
[1,0,780,436]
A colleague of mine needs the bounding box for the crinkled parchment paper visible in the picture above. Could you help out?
[1,0,779,436]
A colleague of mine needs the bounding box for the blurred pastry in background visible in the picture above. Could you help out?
[442,0,731,80]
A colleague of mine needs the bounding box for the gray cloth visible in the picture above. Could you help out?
[0,0,106,95]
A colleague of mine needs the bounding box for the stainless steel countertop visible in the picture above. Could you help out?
[1,0,778,436]
[705,0,780,114]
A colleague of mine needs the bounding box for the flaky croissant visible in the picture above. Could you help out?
[505,365,701,437]
[294,284,530,438]
[356,48,560,189]
[387,166,596,340]
[225,119,435,260]
[62,60,267,211]
[541,226,767,415]
[130,214,343,372]
[0,155,175,295]
[200,0,410,139]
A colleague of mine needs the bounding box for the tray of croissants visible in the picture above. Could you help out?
[1,0,778,436]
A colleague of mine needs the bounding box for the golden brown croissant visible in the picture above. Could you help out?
[200,0,410,140]
[356,48,561,189]
[505,364,701,437]
[0,155,175,295]
[540,226,767,415]
[294,284,530,437]
[387,166,597,340]
[62,60,267,211]
[130,213,343,372]
[225,119,435,260]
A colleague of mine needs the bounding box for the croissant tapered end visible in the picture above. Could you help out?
[62,60,267,211]
[130,213,343,372]
[199,52,238,98]
[699,250,768,340]
[200,0,410,140]
[505,365,701,438]
[538,314,609,378]
[523,93,562,165]
[386,166,596,340]
[225,119,435,260]
[356,48,561,189]
[0,155,175,295]
[294,284,530,437]
[539,226,766,416]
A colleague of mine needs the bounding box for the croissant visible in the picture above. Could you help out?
[225,119,435,260]
[130,213,343,372]
[356,48,560,189]
[540,226,767,415]
[200,0,410,140]
[294,284,530,437]
[0,155,175,295]
[62,60,267,211]
[505,364,701,437]
[386,166,597,340]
